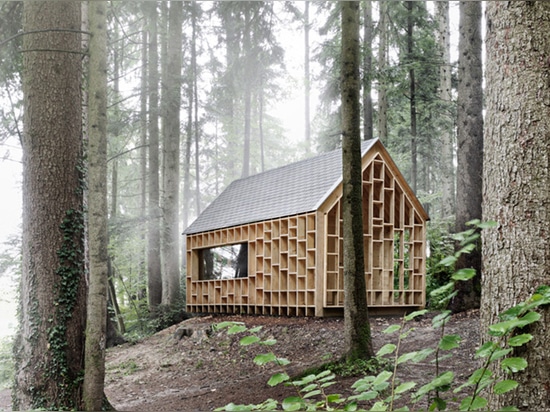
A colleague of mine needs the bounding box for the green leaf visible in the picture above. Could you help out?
[475,341,498,358]
[432,310,451,328]
[508,333,533,347]
[405,309,428,321]
[372,370,393,386]
[260,338,277,346]
[253,352,276,365]
[369,401,388,411]
[429,398,446,411]
[227,324,248,335]
[430,282,455,298]
[501,357,528,373]
[397,351,419,365]
[302,389,322,399]
[457,243,476,255]
[220,402,256,411]
[281,396,303,411]
[326,394,342,403]
[276,357,291,366]
[248,326,262,333]
[439,334,461,350]
[493,379,519,394]
[414,371,454,401]
[383,324,401,334]
[489,348,512,362]
[451,268,476,281]
[467,368,493,386]
[474,220,497,229]
[438,255,457,267]
[489,312,541,337]
[377,343,397,357]
[239,335,260,346]
[459,396,488,411]
[348,391,378,401]
[268,372,290,387]
[395,381,416,394]
[301,383,317,392]
[344,401,358,411]
[411,348,435,363]
[214,321,243,331]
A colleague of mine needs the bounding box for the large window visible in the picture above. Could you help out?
[198,243,248,280]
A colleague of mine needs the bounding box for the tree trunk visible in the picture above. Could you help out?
[83,1,109,409]
[436,0,455,220]
[450,1,483,313]
[482,2,550,410]
[138,24,148,301]
[304,0,311,144]
[407,1,417,193]
[192,2,201,216]
[14,2,87,409]
[241,6,252,179]
[340,0,374,361]
[377,0,388,141]
[161,1,183,307]
[362,0,373,141]
[146,2,163,310]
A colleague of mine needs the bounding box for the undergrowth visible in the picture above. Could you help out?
[213,220,550,411]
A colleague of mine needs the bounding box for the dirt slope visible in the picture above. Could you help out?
[103,310,480,411]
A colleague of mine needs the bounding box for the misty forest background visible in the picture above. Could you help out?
[0,0,468,372]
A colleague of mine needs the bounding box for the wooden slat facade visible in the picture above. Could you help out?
[186,142,427,316]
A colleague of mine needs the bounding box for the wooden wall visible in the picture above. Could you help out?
[186,213,319,316]
[186,153,426,317]
[321,153,426,312]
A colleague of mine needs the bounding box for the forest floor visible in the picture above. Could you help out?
[0,310,481,411]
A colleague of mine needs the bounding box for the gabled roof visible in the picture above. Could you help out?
[184,138,382,235]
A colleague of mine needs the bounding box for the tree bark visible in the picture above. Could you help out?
[362,0,373,141]
[436,0,455,220]
[139,22,148,301]
[341,0,374,361]
[14,2,86,409]
[161,1,183,306]
[146,2,163,310]
[304,1,311,144]
[482,2,550,410]
[377,0,388,141]
[407,1,417,193]
[450,1,483,313]
[83,1,109,409]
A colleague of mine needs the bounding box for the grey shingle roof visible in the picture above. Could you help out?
[184,139,378,235]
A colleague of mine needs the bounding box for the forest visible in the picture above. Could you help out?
[0,1,549,411]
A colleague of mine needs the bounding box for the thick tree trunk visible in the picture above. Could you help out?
[436,1,455,220]
[362,0,373,141]
[482,2,550,410]
[341,0,374,361]
[377,0,388,141]
[161,1,183,306]
[407,1,417,193]
[139,25,148,301]
[83,2,109,409]
[14,2,86,409]
[304,1,311,144]
[146,3,163,310]
[450,1,483,313]
[241,7,252,179]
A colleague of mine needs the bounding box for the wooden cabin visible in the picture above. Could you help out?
[184,139,429,317]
